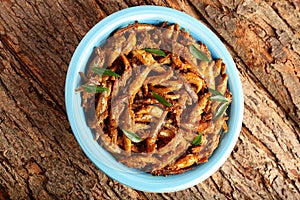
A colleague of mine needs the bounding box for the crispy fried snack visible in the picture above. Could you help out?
[78,22,232,176]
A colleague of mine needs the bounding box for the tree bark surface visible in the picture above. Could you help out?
[0,0,299,199]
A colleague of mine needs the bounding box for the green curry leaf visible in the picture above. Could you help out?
[92,67,121,77]
[142,48,166,57]
[152,91,172,107]
[82,85,108,93]
[192,132,203,146]
[122,129,143,143]
[189,44,210,61]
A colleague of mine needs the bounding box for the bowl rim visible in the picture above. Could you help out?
[65,5,244,193]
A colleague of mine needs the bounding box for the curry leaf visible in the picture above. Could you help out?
[189,44,210,61]
[208,88,228,102]
[92,67,121,77]
[208,95,228,102]
[192,132,203,146]
[122,129,143,143]
[208,88,222,96]
[82,85,108,93]
[213,103,228,121]
[142,48,166,57]
[152,91,172,107]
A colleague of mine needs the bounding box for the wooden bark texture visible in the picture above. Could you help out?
[0,0,299,199]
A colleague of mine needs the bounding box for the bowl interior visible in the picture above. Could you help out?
[65,6,244,193]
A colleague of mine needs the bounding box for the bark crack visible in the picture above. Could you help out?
[210,176,229,199]
[56,1,82,43]
[187,0,219,33]
[270,2,298,36]
[242,125,300,194]
[0,35,66,115]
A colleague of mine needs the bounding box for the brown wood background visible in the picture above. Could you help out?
[0,0,299,199]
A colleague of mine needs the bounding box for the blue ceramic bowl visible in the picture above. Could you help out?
[65,6,244,192]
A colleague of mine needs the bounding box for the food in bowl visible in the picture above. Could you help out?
[76,21,232,176]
